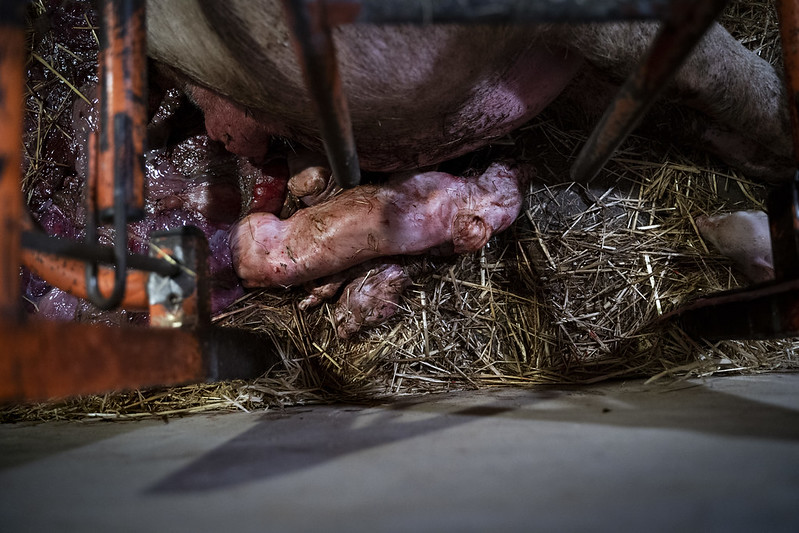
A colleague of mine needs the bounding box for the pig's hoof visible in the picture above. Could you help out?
[299,279,344,311]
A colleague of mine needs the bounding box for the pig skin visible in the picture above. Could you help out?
[298,259,412,338]
[231,161,532,289]
[334,262,412,339]
[696,210,775,284]
[285,156,409,337]
[148,1,792,180]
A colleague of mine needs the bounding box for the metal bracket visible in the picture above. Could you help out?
[148,226,211,329]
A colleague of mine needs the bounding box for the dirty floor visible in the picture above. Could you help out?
[2,374,799,532]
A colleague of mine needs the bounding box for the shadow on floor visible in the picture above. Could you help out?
[149,381,799,494]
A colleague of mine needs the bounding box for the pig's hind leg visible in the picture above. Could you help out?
[554,22,793,181]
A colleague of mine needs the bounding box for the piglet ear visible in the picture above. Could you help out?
[451,212,490,253]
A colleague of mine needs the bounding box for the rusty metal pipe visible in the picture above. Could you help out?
[764,3,799,285]
[766,172,799,282]
[22,249,150,312]
[22,231,181,278]
[283,0,361,189]
[0,4,27,322]
[570,0,729,182]
[0,319,203,401]
[662,276,799,340]
[0,318,283,402]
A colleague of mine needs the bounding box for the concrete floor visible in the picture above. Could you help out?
[2,374,799,532]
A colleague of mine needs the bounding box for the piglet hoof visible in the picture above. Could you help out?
[289,167,329,198]
[696,210,775,284]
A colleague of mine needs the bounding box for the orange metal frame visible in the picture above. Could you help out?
[0,1,276,403]
[0,22,24,324]
[0,12,188,401]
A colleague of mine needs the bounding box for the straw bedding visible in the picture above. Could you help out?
[3,0,798,422]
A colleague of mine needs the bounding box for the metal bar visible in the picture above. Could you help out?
[320,0,673,25]
[777,0,799,164]
[0,319,204,401]
[19,208,149,310]
[85,0,149,310]
[21,246,150,311]
[0,7,26,322]
[662,278,799,340]
[766,171,799,281]
[767,1,799,281]
[0,319,283,402]
[84,204,130,308]
[22,231,181,277]
[96,0,147,221]
[282,0,361,189]
[570,0,729,182]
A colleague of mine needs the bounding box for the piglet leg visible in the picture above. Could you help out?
[231,161,531,288]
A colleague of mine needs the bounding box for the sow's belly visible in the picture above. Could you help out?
[347,44,584,170]
[147,1,582,170]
